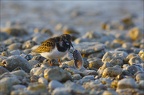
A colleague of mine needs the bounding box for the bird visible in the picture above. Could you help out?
[33,34,74,65]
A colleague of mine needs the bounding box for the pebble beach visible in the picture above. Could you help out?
[0,1,144,95]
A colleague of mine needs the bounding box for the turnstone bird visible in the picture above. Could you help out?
[33,34,74,64]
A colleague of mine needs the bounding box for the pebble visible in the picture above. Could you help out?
[3,37,22,45]
[38,77,48,85]
[22,40,37,49]
[102,65,122,77]
[7,43,22,50]
[64,81,86,94]
[139,49,144,61]
[128,56,142,65]
[10,70,28,78]
[74,42,106,57]
[102,90,118,95]
[117,78,138,89]
[27,83,47,93]
[12,84,26,90]
[44,67,72,82]
[102,51,128,65]
[10,50,21,55]
[30,67,46,77]
[0,75,21,94]
[135,72,144,82]
[0,66,9,74]
[48,80,64,90]
[138,80,144,90]
[88,58,103,69]
[72,74,82,80]
[52,88,72,95]
[82,75,95,80]
[2,55,31,72]
[128,27,144,41]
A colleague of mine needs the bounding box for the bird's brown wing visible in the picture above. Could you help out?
[33,38,56,53]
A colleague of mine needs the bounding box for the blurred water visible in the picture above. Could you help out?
[0,0,143,33]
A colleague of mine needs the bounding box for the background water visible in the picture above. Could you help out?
[0,0,143,33]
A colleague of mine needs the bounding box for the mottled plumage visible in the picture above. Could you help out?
[33,37,57,53]
[33,34,74,59]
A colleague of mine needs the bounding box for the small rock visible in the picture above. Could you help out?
[7,43,22,50]
[64,81,86,94]
[10,70,28,78]
[122,42,133,49]
[74,42,106,57]
[30,67,46,77]
[102,65,122,77]
[10,50,21,55]
[44,67,72,82]
[88,58,103,70]
[139,50,144,61]
[22,40,37,49]
[82,75,95,80]
[138,80,144,90]
[128,27,144,41]
[3,37,22,45]
[0,66,9,74]
[97,62,113,75]
[30,75,39,82]
[48,80,64,90]
[102,90,118,95]
[126,65,140,75]
[117,78,137,89]
[128,56,142,65]
[12,84,26,90]
[72,74,82,80]
[27,83,47,93]
[0,75,21,94]
[52,88,72,95]
[135,72,144,82]
[102,51,128,64]
[2,55,31,72]
[38,77,48,85]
